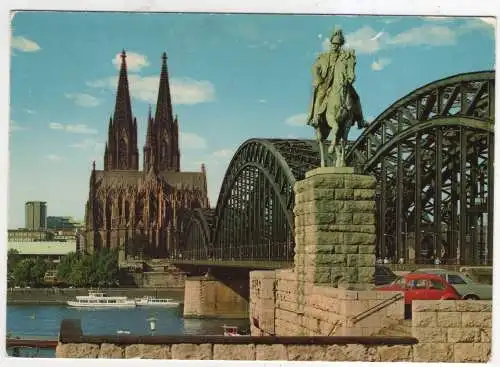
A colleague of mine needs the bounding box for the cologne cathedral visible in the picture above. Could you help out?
[84,51,209,259]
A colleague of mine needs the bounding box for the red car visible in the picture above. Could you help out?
[377,273,460,305]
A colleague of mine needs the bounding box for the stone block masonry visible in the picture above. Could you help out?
[56,341,416,361]
[412,300,492,363]
[294,167,377,290]
[55,330,417,361]
[183,277,248,318]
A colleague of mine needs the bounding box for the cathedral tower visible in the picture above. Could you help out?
[143,52,180,173]
[104,50,139,171]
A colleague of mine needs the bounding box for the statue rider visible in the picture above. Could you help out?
[307,28,366,131]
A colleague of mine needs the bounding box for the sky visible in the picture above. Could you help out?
[8,12,496,229]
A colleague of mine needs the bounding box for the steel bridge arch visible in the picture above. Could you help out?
[210,139,323,262]
[178,208,214,259]
[346,70,494,265]
[180,139,322,262]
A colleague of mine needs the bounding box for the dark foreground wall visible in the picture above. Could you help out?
[55,319,418,361]
[7,288,184,304]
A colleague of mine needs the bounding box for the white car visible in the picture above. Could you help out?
[413,268,492,300]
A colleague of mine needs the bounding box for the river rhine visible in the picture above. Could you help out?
[6,304,249,358]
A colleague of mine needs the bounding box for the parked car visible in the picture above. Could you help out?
[374,265,398,286]
[412,268,492,300]
[377,273,461,305]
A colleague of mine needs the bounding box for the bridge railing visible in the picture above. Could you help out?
[179,243,295,263]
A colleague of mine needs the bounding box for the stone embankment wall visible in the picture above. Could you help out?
[7,287,184,304]
[411,300,491,363]
[55,341,417,361]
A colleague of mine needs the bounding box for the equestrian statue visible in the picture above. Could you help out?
[307,28,368,168]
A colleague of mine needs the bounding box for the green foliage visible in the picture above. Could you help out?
[10,257,48,287]
[56,248,119,287]
[7,249,21,285]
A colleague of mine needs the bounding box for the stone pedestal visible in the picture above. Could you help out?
[293,167,376,290]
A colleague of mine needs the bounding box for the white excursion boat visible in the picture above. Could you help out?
[134,296,181,307]
[67,291,136,308]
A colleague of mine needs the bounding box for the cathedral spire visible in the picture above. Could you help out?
[113,50,133,129]
[143,105,155,171]
[154,52,174,127]
[104,49,139,171]
[146,105,153,143]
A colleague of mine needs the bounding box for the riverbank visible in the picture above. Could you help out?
[7,287,185,305]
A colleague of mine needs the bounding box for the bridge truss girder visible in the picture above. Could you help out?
[347,71,494,265]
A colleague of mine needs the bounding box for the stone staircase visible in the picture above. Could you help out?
[373,319,412,337]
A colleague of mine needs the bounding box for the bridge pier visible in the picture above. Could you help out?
[183,274,249,319]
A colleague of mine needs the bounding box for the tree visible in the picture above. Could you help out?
[7,249,21,287]
[56,249,119,287]
[56,252,80,284]
[30,258,49,287]
[12,258,34,287]
[11,257,49,287]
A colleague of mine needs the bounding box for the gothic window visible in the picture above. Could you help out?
[119,138,128,169]
[105,196,113,230]
[118,195,123,217]
[125,201,130,224]
[160,140,168,163]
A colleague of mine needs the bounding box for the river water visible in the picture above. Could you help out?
[6,304,249,358]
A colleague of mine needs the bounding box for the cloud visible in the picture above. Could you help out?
[49,122,63,130]
[10,120,27,131]
[69,138,103,150]
[11,36,41,52]
[65,93,101,107]
[46,154,62,161]
[87,74,216,105]
[247,40,279,51]
[112,51,150,72]
[379,17,402,24]
[461,18,496,35]
[258,99,267,103]
[422,16,453,22]
[480,17,496,28]
[24,109,36,115]
[212,149,234,158]
[321,37,331,51]
[388,25,457,46]
[285,113,308,127]
[344,26,388,54]
[180,132,207,149]
[371,58,392,71]
[171,78,216,105]
[320,21,489,56]
[49,122,97,134]
[184,146,239,207]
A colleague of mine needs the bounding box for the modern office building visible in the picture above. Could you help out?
[25,201,47,230]
[47,216,83,230]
